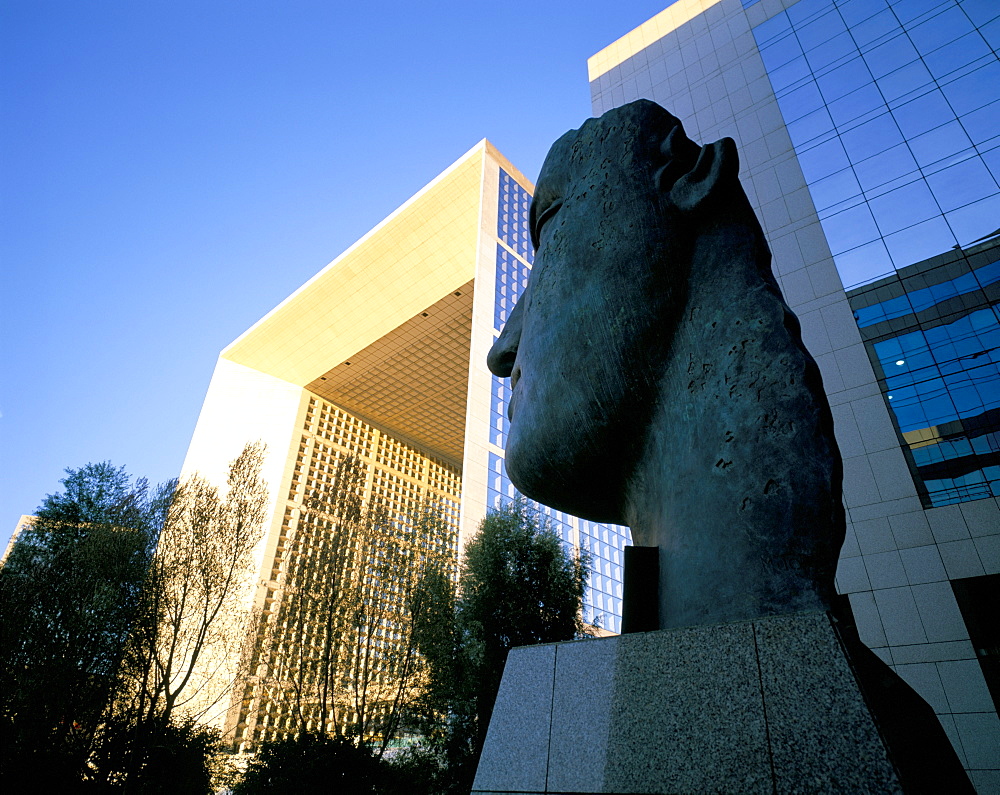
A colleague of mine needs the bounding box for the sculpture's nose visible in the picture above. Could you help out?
[487,292,525,378]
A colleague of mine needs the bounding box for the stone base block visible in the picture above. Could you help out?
[471,611,971,794]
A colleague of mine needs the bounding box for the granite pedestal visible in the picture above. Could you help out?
[471,611,971,794]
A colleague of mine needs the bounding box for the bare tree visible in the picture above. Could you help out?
[345,502,453,756]
[243,454,363,738]
[99,442,269,786]
[245,455,454,755]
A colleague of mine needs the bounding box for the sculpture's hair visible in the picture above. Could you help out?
[531,100,735,253]
[574,100,702,193]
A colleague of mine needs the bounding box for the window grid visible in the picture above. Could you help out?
[234,395,461,749]
[849,241,999,507]
[754,0,999,288]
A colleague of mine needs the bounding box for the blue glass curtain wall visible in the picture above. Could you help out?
[753,0,999,290]
[754,0,999,507]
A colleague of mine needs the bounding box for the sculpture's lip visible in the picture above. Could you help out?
[511,364,522,390]
[507,386,518,422]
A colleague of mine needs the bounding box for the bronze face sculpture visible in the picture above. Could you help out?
[488,100,845,629]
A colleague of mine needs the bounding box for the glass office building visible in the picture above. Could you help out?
[589,0,998,787]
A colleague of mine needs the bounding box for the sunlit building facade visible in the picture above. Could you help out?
[589,0,998,786]
[1,516,34,566]
[180,140,628,747]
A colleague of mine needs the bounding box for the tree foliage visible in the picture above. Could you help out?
[89,717,234,795]
[233,733,385,795]
[413,498,590,791]
[0,445,269,791]
[0,463,172,788]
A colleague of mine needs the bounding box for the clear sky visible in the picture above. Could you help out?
[1,1,677,549]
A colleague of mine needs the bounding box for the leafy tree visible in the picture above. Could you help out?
[233,733,385,795]
[382,740,453,795]
[0,445,270,792]
[90,717,234,795]
[0,463,172,789]
[413,499,590,791]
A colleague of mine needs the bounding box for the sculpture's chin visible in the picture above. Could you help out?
[504,429,626,526]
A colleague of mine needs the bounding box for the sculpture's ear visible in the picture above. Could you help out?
[668,137,739,213]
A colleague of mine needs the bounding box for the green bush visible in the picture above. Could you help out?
[234,734,385,795]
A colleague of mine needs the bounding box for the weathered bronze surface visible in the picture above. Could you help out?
[488,100,845,629]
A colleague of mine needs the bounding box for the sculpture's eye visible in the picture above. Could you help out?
[533,200,563,243]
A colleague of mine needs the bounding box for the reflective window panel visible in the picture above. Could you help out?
[849,238,1000,506]
[754,0,1000,289]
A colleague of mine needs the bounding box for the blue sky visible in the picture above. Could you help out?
[1,1,675,548]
